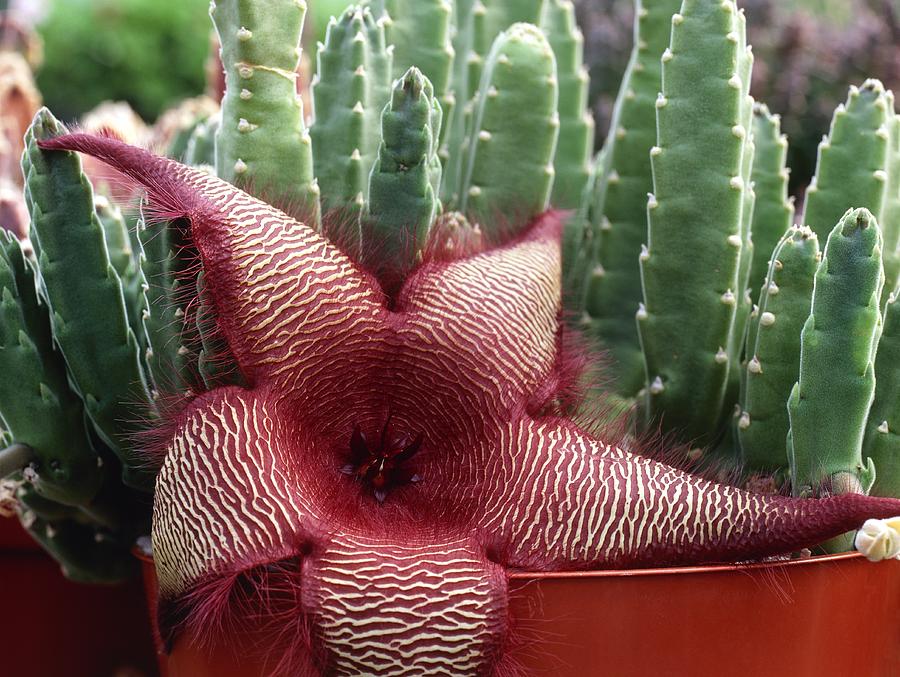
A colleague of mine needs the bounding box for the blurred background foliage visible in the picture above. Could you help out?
[10,0,900,188]
[33,0,210,121]
[22,0,361,121]
[575,0,900,189]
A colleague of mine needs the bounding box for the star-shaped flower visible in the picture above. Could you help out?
[38,134,900,676]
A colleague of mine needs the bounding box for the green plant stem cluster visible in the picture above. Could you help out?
[4,0,900,582]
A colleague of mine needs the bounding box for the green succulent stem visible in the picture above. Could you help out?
[366,67,443,276]
[727,7,757,400]
[540,0,594,209]
[569,0,686,398]
[0,229,104,506]
[738,226,819,477]
[0,443,33,479]
[864,285,900,497]
[747,104,795,294]
[788,208,884,549]
[22,108,155,491]
[880,99,900,301]
[312,5,393,215]
[441,0,547,206]
[458,22,559,228]
[801,80,890,244]
[184,113,219,169]
[364,0,455,119]
[21,513,138,584]
[638,0,750,444]
[211,0,321,223]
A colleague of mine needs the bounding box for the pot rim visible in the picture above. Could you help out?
[132,545,870,580]
[507,550,867,579]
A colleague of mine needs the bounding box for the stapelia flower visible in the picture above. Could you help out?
[37,134,900,676]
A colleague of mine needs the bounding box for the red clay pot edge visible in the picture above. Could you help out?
[135,548,900,677]
[507,550,868,578]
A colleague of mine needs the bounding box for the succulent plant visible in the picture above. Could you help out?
[1,0,899,672]
[38,130,900,673]
[570,3,900,522]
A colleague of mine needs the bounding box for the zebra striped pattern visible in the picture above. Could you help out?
[152,388,312,597]
[305,534,506,676]
[480,419,782,569]
[162,163,387,394]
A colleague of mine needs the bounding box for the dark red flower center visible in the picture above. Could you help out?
[342,421,423,503]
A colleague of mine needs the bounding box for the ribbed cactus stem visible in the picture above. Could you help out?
[161,98,218,161]
[94,195,146,347]
[788,208,884,550]
[19,511,137,584]
[0,231,104,505]
[638,0,750,444]
[441,0,547,206]
[311,5,392,214]
[184,113,219,169]
[864,284,900,497]
[137,204,192,395]
[22,109,154,491]
[366,67,443,278]
[540,0,594,209]
[738,226,819,478]
[570,0,684,398]
[881,99,900,301]
[364,0,454,139]
[801,80,890,244]
[16,483,77,522]
[747,103,795,293]
[94,195,133,281]
[211,0,320,223]
[465,1,548,105]
[459,22,559,228]
[439,0,477,204]
[728,6,756,394]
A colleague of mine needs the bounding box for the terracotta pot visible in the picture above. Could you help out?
[0,542,159,677]
[138,551,899,677]
[0,514,40,550]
